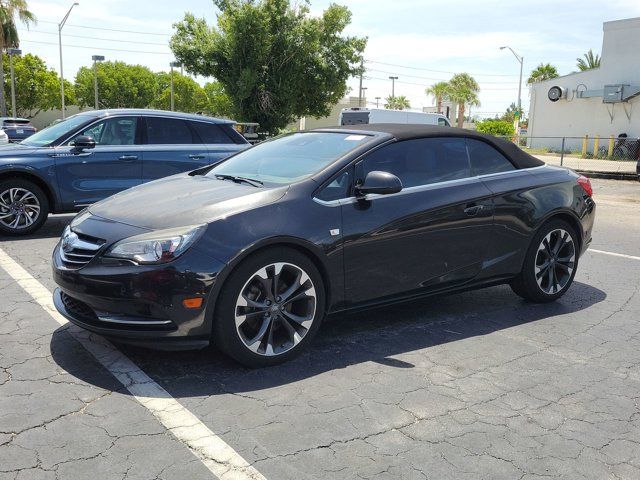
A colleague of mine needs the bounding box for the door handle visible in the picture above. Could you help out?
[188,154,206,159]
[464,205,484,216]
[118,155,138,162]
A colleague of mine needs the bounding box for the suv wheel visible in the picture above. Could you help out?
[510,219,578,303]
[0,179,49,236]
[213,247,325,367]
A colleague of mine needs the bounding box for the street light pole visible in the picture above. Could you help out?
[500,46,524,135]
[7,49,21,119]
[91,55,105,110]
[58,2,79,119]
[169,61,180,111]
[360,87,367,106]
[389,76,398,99]
[375,96,381,108]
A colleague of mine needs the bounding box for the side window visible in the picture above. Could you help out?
[467,139,515,176]
[189,121,233,144]
[73,117,137,146]
[316,170,352,201]
[145,117,194,145]
[360,138,470,188]
[437,117,448,126]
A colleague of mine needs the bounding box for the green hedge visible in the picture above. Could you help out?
[476,119,515,137]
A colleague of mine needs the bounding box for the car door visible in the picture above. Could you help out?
[341,137,495,305]
[187,120,250,165]
[141,116,212,182]
[53,116,143,209]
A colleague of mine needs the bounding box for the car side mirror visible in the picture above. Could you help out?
[71,135,96,151]
[355,171,402,197]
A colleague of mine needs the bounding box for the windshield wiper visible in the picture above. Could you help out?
[214,174,263,188]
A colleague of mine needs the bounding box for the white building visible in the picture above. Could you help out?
[528,17,640,151]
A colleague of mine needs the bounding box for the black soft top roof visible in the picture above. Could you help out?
[321,123,544,169]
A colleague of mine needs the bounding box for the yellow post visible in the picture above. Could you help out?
[608,135,615,158]
[593,135,600,157]
[581,135,589,158]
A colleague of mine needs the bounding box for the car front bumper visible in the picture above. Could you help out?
[52,242,226,350]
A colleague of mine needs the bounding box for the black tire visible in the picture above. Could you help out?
[213,247,326,368]
[510,219,579,303]
[0,178,49,236]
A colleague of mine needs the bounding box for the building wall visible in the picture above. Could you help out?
[528,17,640,151]
[31,106,89,130]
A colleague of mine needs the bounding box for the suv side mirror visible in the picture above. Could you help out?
[355,171,402,197]
[71,135,96,150]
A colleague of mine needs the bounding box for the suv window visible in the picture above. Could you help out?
[467,139,515,176]
[73,117,137,146]
[189,121,233,144]
[361,138,470,188]
[145,117,194,144]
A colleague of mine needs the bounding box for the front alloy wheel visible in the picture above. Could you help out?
[0,179,49,236]
[235,262,317,356]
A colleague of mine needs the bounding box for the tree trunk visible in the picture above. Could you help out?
[0,44,6,117]
[457,103,464,128]
[436,97,442,114]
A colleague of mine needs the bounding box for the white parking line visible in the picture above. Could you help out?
[589,248,640,262]
[0,247,267,480]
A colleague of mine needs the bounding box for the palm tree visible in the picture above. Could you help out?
[527,63,558,85]
[0,0,36,116]
[425,81,449,114]
[446,73,480,128]
[576,49,600,71]
[384,95,410,110]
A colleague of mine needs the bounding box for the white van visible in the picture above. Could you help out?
[339,107,451,127]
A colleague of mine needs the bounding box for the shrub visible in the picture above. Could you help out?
[476,119,515,137]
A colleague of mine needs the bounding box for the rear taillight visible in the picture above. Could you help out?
[577,175,592,197]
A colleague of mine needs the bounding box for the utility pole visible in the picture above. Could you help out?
[389,76,398,99]
[358,58,364,107]
[169,61,180,111]
[500,46,524,136]
[91,55,105,110]
[375,96,381,108]
[7,49,21,119]
[360,87,367,106]
[58,2,79,119]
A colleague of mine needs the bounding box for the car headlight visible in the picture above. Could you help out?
[105,225,206,264]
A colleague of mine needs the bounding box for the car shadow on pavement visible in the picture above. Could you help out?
[50,280,606,396]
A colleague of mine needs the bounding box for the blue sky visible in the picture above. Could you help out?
[21,0,640,118]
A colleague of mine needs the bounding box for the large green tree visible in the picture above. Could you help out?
[203,81,233,118]
[0,0,36,116]
[153,72,208,112]
[2,53,74,117]
[425,81,449,114]
[576,49,600,71]
[447,73,480,128]
[170,0,366,133]
[384,95,410,110]
[527,63,558,84]
[74,61,157,109]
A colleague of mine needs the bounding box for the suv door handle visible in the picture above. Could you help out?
[188,154,206,159]
[464,205,484,216]
[118,155,138,162]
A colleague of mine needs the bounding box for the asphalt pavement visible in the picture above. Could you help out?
[1,178,640,480]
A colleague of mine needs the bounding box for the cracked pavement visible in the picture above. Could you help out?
[1,178,639,479]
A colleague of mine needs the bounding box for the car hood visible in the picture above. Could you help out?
[88,173,289,230]
[0,143,39,157]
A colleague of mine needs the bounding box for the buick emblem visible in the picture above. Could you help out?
[61,231,78,252]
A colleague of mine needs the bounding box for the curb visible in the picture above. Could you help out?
[575,170,638,181]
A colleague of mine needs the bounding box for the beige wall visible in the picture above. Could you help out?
[290,96,363,131]
[31,106,90,130]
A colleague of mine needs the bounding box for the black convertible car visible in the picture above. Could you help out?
[52,125,596,367]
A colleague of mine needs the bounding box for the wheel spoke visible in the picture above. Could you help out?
[279,316,304,345]
[245,318,272,353]
[281,309,313,328]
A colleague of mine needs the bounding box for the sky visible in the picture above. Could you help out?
[20,0,640,119]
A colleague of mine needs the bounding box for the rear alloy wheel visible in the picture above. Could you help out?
[511,220,578,303]
[0,179,49,236]
[214,248,325,367]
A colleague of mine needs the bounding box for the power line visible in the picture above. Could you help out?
[19,28,168,46]
[366,68,519,85]
[365,59,519,77]
[20,39,171,55]
[365,75,518,91]
[38,19,170,37]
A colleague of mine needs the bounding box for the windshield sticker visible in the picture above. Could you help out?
[344,135,366,141]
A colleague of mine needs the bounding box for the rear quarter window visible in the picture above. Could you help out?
[466,139,516,176]
[189,121,234,144]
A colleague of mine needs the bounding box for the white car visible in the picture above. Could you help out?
[0,129,8,145]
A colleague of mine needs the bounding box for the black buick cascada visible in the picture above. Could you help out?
[53,125,596,367]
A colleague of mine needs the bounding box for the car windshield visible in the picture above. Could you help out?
[206,132,371,185]
[20,115,96,147]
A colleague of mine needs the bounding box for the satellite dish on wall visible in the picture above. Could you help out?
[548,86,567,102]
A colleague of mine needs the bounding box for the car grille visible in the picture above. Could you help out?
[60,231,105,269]
[60,291,98,323]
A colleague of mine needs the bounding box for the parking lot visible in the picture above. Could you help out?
[1,177,639,480]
